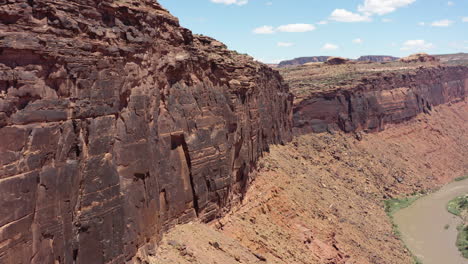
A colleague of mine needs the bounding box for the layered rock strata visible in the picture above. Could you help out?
[293,66,467,133]
[0,1,292,263]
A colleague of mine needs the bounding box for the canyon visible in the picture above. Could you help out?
[152,101,468,264]
[0,1,467,264]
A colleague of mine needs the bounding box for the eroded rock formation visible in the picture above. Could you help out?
[400,53,439,63]
[294,66,468,133]
[0,1,292,263]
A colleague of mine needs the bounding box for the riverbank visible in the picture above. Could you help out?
[447,194,468,258]
[393,179,468,264]
[384,194,426,264]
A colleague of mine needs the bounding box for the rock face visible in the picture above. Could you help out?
[278,56,330,68]
[0,1,292,263]
[294,66,468,133]
[357,55,399,62]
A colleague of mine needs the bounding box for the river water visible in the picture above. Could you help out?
[394,179,468,264]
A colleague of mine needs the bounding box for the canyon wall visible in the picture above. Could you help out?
[293,66,468,133]
[0,1,292,263]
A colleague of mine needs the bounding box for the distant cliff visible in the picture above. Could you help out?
[435,53,468,66]
[292,66,467,133]
[357,55,399,62]
[278,56,330,67]
[0,1,292,263]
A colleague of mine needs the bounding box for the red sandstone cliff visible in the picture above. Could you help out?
[0,1,292,263]
[293,66,468,133]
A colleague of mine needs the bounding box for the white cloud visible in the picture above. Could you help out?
[418,22,425,26]
[253,26,275,34]
[358,0,416,16]
[431,19,454,27]
[277,42,294,47]
[266,1,272,5]
[329,9,371,22]
[317,20,328,25]
[463,17,468,22]
[211,0,248,5]
[276,24,316,32]
[330,0,415,24]
[322,43,339,51]
[401,40,434,51]
[353,38,364,44]
[447,1,454,6]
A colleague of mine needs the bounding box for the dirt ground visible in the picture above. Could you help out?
[150,101,467,264]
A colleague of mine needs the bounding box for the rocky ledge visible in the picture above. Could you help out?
[0,1,292,263]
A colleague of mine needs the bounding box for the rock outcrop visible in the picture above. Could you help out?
[278,56,330,68]
[400,53,439,63]
[357,55,399,62]
[325,57,350,65]
[0,1,292,263]
[293,66,468,133]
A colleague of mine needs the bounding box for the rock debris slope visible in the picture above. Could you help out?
[0,1,292,263]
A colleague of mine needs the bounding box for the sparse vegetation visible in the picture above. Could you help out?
[447,195,468,216]
[384,194,424,217]
[447,194,468,258]
[456,225,468,258]
[454,175,468,182]
[384,194,425,264]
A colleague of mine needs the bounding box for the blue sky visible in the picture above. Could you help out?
[158,0,468,63]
